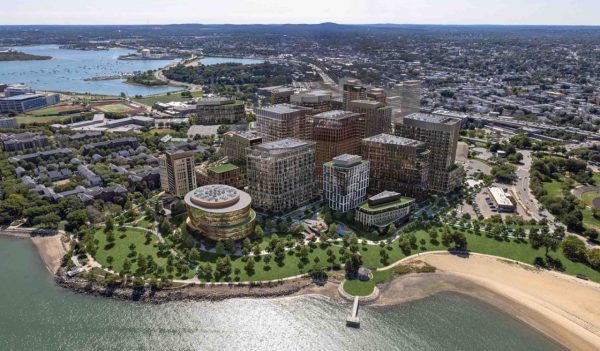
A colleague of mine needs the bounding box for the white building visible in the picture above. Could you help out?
[355,191,415,228]
[323,154,369,212]
[488,187,515,212]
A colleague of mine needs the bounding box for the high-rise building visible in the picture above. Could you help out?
[349,100,392,137]
[367,88,387,103]
[159,150,197,197]
[361,133,430,199]
[246,138,317,213]
[270,87,295,104]
[309,110,366,184]
[195,96,245,124]
[290,90,333,114]
[254,103,313,141]
[390,80,421,122]
[222,131,263,165]
[395,112,462,194]
[323,154,370,213]
[342,78,366,110]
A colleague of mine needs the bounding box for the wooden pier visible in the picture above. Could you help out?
[346,296,360,328]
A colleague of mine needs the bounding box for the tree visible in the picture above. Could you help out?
[224,239,235,254]
[122,258,131,272]
[215,241,225,255]
[104,217,114,233]
[588,249,600,270]
[344,253,363,278]
[159,219,170,235]
[188,248,201,262]
[254,224,264,239]
[529,227,564,256]
[244,258,255,275]
[215,256,232,278]
[561,236,587,262]
[388,223,397,235]
[198,263,213,280]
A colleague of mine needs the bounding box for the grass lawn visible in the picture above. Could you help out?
[343,270,394,296]
[581,190,600,207]
[582,208,600,232]
[95,103,134,114]
[93,228,193,279]
[133,91,202,106]
[542,179,564,198]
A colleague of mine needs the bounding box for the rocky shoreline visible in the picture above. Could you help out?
[54,269,320,303]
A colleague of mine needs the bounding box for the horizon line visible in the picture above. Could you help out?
[1,22,600,27]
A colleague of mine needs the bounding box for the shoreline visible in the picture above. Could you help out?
[10,232,600,350]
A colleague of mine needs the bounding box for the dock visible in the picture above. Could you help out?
[345,296,360,328]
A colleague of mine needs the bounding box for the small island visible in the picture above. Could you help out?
[0,50,52,61]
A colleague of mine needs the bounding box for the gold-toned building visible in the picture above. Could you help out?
[185,185,256,241]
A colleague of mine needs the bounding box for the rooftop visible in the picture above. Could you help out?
[313,110,358,120]
[363,133,422,146]
[256,138,310,151]
[209,163,239,174]
[404,112,461,125]
[256,103,310,115]
[0,93,45,101]
[184,184,252,213]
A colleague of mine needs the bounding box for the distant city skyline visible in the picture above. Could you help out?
[2,0,600,26]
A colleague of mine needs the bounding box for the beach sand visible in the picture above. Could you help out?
[377,253,600,351]
[30,234,68,274]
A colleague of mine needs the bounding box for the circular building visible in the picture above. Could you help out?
[184,184,256,241]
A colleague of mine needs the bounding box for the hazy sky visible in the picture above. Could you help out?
[2,0,599,25]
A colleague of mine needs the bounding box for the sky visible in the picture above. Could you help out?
[2,0,599,26]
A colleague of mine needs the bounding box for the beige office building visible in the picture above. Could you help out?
[159,151,197,197]
[246,138,317,213]
[395,112,462,194]
[254,104,313,141]
[349,100,392,137]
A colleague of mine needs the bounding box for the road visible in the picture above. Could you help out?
[152,57,203,92]
[513,150,597,248]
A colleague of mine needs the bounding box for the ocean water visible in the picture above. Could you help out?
[0,237,564,351]
[0,45,263,96]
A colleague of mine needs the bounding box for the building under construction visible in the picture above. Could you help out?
[309,110,366,185]
[254,103,313,141]
[361,133,430,199]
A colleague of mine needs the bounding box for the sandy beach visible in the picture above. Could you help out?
[30,234,68,274]
[377,253,600,351]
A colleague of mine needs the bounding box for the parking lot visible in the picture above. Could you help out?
[467,186,533,220]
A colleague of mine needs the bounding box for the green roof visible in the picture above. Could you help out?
[359,197,413,211]
[209,163,239,174]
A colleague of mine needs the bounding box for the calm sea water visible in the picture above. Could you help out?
[0,237,564,351]
[0,45,262,96]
